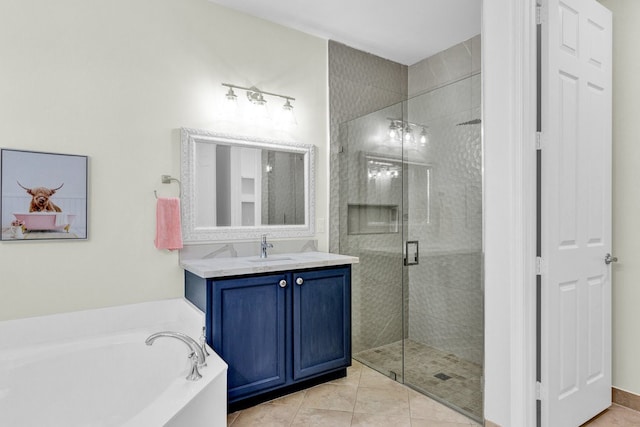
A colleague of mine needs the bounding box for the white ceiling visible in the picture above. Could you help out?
[207,0,482,66]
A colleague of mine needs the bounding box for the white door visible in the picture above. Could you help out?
[540,0,612,426]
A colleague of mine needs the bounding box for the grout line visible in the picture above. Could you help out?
[288,395,302,427]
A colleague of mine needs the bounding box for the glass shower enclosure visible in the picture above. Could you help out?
[339,73,483,421]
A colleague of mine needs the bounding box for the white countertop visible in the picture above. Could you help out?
[181,251,359,279]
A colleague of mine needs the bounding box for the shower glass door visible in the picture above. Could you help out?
[401,73,483,420]
[339,72,483,421]
[339,101,406,384]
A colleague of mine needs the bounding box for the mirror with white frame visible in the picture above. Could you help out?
[180,128,315,242]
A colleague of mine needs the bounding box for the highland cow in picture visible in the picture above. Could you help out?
[17,181,64,212]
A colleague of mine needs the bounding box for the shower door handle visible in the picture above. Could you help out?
[405,241,419,266]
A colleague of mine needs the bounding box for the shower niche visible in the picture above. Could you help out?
[347,204,399,235]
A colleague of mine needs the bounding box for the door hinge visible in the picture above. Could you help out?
[536,3,543,25]
[536,132,542,150]
[536,381,543,400]
[536,256,543,275]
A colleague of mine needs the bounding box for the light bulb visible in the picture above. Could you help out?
[420,127,429,145]
[404,126,412,142]
[275,99,297,128]
[225,87,237,102]
[245,91,270,125]
[222,87,238,117]
[389,121,401,140]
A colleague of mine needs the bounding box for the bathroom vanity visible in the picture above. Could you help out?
[182,252,358,410]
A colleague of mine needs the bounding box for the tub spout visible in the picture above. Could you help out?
[145,331,206,381]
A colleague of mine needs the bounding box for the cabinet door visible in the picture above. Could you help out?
[292,266,351,380]
[211,273,288,400]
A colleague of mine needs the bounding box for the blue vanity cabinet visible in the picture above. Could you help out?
[185,264,352,407]
[210,272,288,402]
[292,266,351,380]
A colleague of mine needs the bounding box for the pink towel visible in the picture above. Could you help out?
[154,197,183,250]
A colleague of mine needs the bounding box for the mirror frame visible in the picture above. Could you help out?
[180,127,316,243]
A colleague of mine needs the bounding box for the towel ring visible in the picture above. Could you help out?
[154,175,181,199]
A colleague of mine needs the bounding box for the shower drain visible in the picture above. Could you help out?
[434,372,452,381]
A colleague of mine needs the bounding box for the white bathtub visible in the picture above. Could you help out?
[0,299,227,427]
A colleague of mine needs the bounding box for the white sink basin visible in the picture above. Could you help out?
[247,256,293,263]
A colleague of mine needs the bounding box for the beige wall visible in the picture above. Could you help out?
[0,0,328,321]
[598,0,640,396]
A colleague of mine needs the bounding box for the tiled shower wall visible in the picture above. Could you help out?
[329,36,482,363]
[328,41,408,253]
[407,35,482,364]
[408,35,481,97]
[328,41,407,353]
[338,103,409,354]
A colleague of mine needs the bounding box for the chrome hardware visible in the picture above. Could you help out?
[154,175,181,199]
[296,277,304,286]
[404,241,419,266]
[186,352,202,380]
[260,234,273,258]
[200,326,210,358]
[145,331,206,381]
[605,253,618,265]
[279,279,287,288]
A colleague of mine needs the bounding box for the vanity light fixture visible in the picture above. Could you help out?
[222,83,297,126]
[223,86,238,114]
[387,118,429,146]
[367,159,400,180]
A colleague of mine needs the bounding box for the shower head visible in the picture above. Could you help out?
[456,118,482,126]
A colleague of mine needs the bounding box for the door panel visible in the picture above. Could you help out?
[541,0,612,425]
[211,273,288,400]
[293,267,351,380]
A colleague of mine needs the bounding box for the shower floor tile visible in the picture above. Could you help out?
[354,339,483,421]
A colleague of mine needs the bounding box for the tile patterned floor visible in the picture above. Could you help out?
[355,339,483,420]
[227,360,480,426]
[582,404,640,426]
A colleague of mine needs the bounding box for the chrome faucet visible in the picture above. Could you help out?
[200,326,210,357]
[260,234,273,258]
[145,331,206,381]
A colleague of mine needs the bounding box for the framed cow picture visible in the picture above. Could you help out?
[0,149,88,241]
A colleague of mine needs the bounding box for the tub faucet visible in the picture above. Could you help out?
[145,331,206,381]
[260,234,273,258]
[200,326,210,358]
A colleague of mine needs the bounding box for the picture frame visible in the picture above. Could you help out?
[1,149,88,241]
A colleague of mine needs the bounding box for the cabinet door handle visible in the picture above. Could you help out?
[279,279,287,288]
[296,277,304,286]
